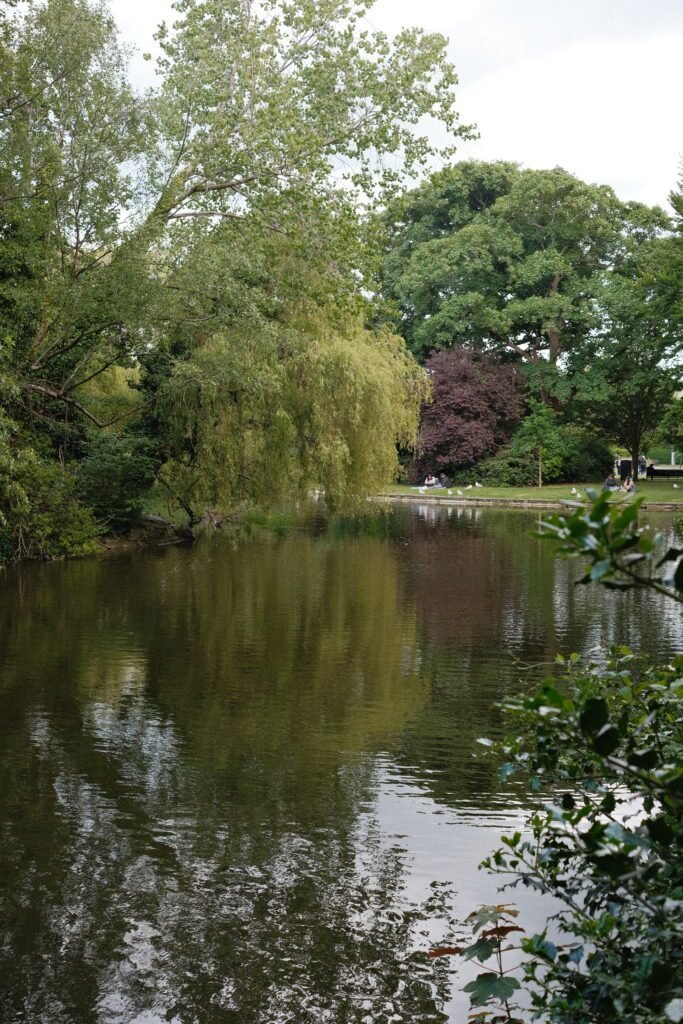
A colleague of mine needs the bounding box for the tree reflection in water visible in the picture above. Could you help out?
[1,506,680,1022]
[0,531,455,1023]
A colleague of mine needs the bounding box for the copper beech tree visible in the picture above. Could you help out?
[413,348,525,479]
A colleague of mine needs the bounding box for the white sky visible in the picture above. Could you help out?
[110,0,683,209]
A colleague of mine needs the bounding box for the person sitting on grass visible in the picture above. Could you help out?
[622,475,636,494]
[424,473,438,487]
[438,472,451,488]
[603,473,619,491]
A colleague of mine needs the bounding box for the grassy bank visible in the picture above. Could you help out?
[382,481,683,505]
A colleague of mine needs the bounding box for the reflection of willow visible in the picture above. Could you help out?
[146,536,429,800]
[0,537,458,1022]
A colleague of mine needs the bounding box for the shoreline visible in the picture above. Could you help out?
[379,492,683,512]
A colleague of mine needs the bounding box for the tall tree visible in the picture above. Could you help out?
[0,0,151,443]
[1,0,470,526]
[571,273,682,478]
[379,161,668,365]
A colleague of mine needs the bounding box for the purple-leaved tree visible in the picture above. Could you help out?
[414,348,525,479]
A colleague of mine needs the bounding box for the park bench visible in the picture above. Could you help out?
[646,465,683,480]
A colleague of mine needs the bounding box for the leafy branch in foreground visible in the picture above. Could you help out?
[537,488,683,600]
[487,653,683,1023]
[437,492,683,1023]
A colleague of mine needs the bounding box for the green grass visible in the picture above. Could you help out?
[382,480,683,504]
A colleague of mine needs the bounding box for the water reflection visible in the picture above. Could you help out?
[0,505,680,1022]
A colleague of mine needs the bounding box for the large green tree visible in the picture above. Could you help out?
[0,0,470,542]
[0,0,152,440]
[571,273,682,479]
[379,161,668,366]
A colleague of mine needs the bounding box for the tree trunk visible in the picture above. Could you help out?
[629,425,643,482]
[538,450,543,488]
[547,326,561,364]
[547,273,562,364]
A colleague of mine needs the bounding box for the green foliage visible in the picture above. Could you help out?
[538,488,683,597]
[655,400,683,458]
[0,432,100,562]
[451,492,683,1023]
[0,0,467,555]
[379,161,667,365]
[570,271,682,475]
[159,313,427,516]
[558,429,614,484]
[485,654,682,1023]
[642,171,683,327]
[475,449,537,488]
[476,407,610,487]
[77,432,159,532]
[504,404,567,487]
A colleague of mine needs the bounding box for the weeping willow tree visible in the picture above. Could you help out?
[159,306,427,515]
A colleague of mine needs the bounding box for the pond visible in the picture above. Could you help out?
[1,503,681,1023]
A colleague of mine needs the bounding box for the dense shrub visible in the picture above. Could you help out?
[560,427,613,482]
[0,448,100,563]
[475,421,612,486]
[475,449,537,487]
[77,432,159,532]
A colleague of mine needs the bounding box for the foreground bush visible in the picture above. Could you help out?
[443,494,682,1022]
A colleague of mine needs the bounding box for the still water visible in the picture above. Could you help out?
[1,504,681,1023]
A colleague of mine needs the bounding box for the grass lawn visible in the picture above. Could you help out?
[381,480,683,505]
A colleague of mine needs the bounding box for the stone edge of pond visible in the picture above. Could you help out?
[377,493,683,512]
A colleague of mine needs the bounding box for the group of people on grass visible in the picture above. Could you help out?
[603,473,636,493]
[604,455,649,494]
[424,472,451,488]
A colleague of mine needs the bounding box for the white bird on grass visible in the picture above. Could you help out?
[447,489,453,495]
[571,487,578,495]
[674,484,679,489]
[475,482,483,488]
[457,489,464,496]
[418,487,426,494]
[464,484,472,491]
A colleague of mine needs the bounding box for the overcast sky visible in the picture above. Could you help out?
[110,0,683,209]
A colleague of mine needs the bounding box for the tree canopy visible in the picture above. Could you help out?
[379,160,669,365]
[0,0,469,552]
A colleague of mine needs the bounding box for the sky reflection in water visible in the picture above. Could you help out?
[0,504,680,1022]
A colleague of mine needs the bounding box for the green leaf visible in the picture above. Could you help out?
[592,724,620,756]
[657,547,683,566]
[590,559,613,581]
[627,748,659,770]
[580,698,609,735]
[646,815,675,844]
[462,937,497,962]
[601,792,616,813]
[569,944,584,964]
[674,560,683,592]
[614,501,641,530]
[463,972,521,1006]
